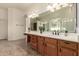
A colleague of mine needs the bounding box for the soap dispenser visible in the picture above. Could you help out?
[65,30,68,36]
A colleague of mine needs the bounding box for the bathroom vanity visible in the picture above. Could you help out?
[26,32,79,56]
[26,3,78,56]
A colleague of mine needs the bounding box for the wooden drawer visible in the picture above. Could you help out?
[58,47,77,56]
[78,44,79,56]
[58,40,77,50]
[45,38,57,45]
[78,44,79,49]
[38,36,44,41]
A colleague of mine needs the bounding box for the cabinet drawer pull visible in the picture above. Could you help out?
[64,42,70,44]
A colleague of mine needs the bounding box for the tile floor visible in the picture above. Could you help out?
[0,39,40,56]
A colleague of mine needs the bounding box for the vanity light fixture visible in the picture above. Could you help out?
[52,3,58,8]
[47,3,61,12]
[47,5,55,12]
[28,13,39,18]
[47,5,52,10]
[61,3,68,7]
[56,5,61,10]
[47,3,72,12]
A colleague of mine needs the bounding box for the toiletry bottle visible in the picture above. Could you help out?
[65,30,68,36]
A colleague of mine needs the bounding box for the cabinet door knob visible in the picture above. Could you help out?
[60,48,61,52]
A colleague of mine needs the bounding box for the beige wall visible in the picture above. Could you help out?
[0,8,8,39]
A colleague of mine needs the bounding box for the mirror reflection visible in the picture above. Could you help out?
[30,3,76,33]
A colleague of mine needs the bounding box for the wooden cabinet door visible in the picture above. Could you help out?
[30,35,37,50]
[78,50,79,56]
[27,34,31,43]
[45,43,57,56]
[78,44,79,56]
[38,36,45,55]
[45,38,57,56]
[58,47,77,56]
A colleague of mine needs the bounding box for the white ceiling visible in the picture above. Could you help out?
[0,3,48,15]
[0,3,48,10]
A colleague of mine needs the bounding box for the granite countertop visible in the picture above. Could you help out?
[25,31,79,43]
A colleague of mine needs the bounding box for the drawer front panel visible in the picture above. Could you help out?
[45,38,57,45]
[58,40,77,50]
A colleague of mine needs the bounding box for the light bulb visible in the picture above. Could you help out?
[69,4,72,7]
[28,13,39,18]
[50,8,55,12]
[52,3,58,8]
[62,3,68,7]
[47,5,52,10]
[56,6,61,10]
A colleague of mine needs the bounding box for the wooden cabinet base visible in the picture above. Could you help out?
[26,34,78,56]
[37,36,45,55]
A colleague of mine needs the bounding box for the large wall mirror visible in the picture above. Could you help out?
[30,3,76,33]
